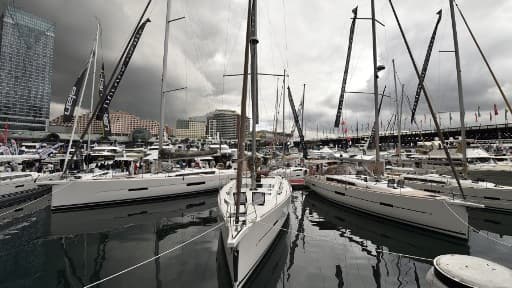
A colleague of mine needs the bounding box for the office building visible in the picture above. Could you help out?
[174,119,206,139]
[0,5,55,131]
[206,109,249,140]
[49,111,160,137]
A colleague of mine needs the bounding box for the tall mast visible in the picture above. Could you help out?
[449,0,467,173]
[398,84,404,166]
[301,83,305,138]
[282,69,286,159]
[235,0,252,225]
[370,0,380,170]
[88,23,100,152]
[63,47,95,173]
[249,0,259,189]
[392,59,400,164]
[159,0,172,151]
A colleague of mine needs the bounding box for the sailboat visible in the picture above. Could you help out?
[306,3,481,239]
[392,1,512,212]
[217,1,292,286]
[46,1,235,211]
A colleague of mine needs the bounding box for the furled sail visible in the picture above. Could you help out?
[63,67,87,122]
[96,18,151,120]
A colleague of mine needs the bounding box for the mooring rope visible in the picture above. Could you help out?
[83,222,224,288]
[442,201,512,248]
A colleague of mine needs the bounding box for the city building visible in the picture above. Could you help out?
[174,119,206,139]
[206,109,249,140]
[0,5,55,131]
[49,111,160,137]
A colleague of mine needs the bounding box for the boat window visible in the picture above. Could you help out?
[396,179,405,188]
[252,192,265,205]
[11,174,29,179]
[175,170,216,177]
[387,179,396,188]
[403,176,445,185]
[326,177,356,186]
[238,192,247,205]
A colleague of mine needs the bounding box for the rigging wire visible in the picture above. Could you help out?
[82,222,224,288]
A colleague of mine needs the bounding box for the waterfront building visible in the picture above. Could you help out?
[0,5,55,131]
[174,119,206,139]
[49,111,160,137]
[206,109,249,140]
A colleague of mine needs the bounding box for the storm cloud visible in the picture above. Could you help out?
[9,0,512,137]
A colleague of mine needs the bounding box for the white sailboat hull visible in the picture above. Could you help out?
[0,174,38,197]
[219,200,288,287]
[218,177,291,287]
[306,175,469,239]
[48,170,235,210]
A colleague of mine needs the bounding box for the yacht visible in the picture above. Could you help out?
[305,174,480,239]
[0,172,53,208]
[217,0,292,285]
[269,166,308,186]
[398,173,512,211]
[218,175,291,287]
[43,168,236,211]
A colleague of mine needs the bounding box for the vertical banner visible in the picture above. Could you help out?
[96,19,151,120]
[63,67,87,123]
[98,63,112,136]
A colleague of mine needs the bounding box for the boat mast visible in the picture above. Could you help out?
[454,2,512,114]
[88,22,100,152]
[301,83,305,138]
[399,84,404,165]
[370,0,380,172]
[249,0,259,189]
[159,0,172,152]
[282,68,286,160]
[388,0,466,199]
[63,47,95,173]
[448,0,467,174]
[235,0,252,225]
[392,59,401,165]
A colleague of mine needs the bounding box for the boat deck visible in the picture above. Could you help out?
[311,175,450,200]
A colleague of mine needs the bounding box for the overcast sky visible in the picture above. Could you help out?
[9,0,512,136]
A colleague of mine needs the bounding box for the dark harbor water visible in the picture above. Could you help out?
[1,190,511,288]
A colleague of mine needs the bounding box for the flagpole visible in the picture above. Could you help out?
[63,46,95,174]
[88,22,100,153]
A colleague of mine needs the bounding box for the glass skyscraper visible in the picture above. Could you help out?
[0,5,55,131]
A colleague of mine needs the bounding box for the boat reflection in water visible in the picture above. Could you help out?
[50,194,217,235]
[217,218,290,288]
[48,194,219,288]
[304,191,469,261]
[468,207,512,237]
[290,190,470,287]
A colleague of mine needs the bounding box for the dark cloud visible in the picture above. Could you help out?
[9,0,512,135]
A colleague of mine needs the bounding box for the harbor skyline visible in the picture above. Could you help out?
[8,0,512,133]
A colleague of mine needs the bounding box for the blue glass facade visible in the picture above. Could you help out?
[0,5,55,131]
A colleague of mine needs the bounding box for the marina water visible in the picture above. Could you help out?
[1,190,511,287]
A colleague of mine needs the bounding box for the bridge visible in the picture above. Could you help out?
[296,123,512,149]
